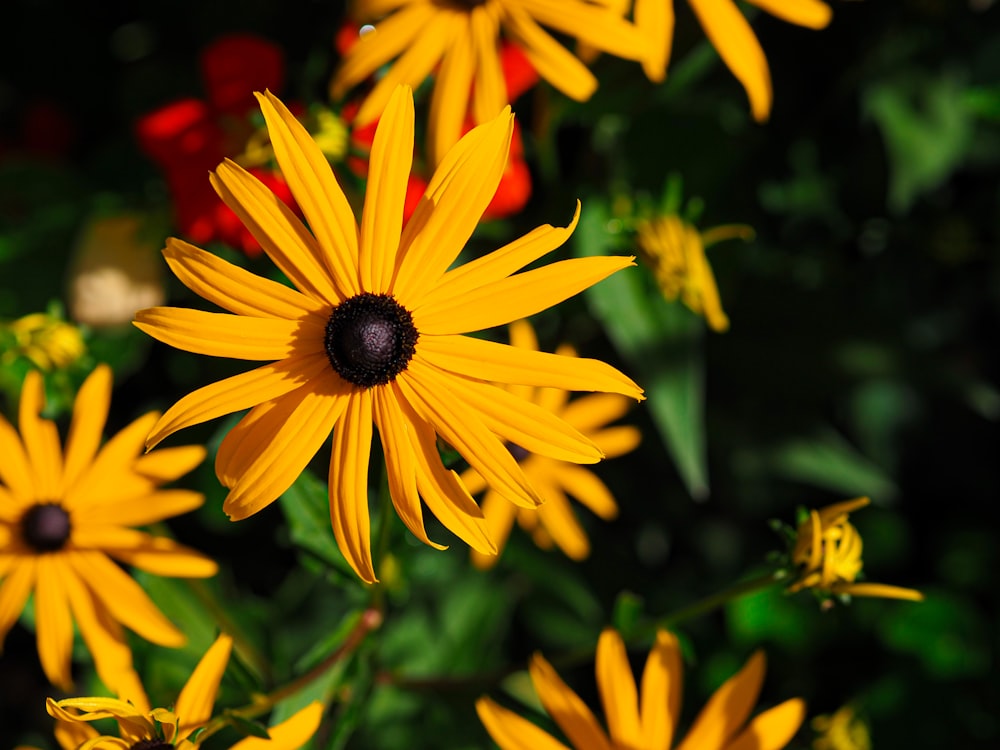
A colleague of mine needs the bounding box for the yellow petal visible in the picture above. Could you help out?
[210,160,343,306]
[529,652,615,750]
[229,701,324,750]
[837,582,924,602]
[256,91,361,298]
[415,256,636,335]
[133,446,207,483]
[0,412,33,501]
[471,490,516,568]
[677,650,766,750]
[503,5,598,102]
[328,389,376,583]
[54,715,101,749]
[639,630,683,748]
[35,555,75,690]
[476,696,573,750]
[418,333,643,399]
[549,464,618,519]
[61,364,112,495]
[519,0,649,62]
[360,85,414,293]
[747,0,831,29]
[590,425,642,460]
[596,628,642,747]
[0,559,36,646]
[531,482,589,560]
[471,5,507,125]
[635,0,674,81]
[163,238,327,318]
[727,697,806,750]
[92,530,218,579]
[66,412,159,511]
[176,633,233,734]
[427,13,477,167]
[560,392,632,431]
[80,490,204,528]
[687,0,772,122]
[145,353,331,450]
[19,370,63,500]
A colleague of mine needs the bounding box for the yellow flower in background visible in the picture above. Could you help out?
[477,628,806,749]
[0,365,215,692]
[812,705,871,750]
[331,0,649,165]
[461,319,640,567]
[636,215,752,332]
[1,312,85,371]
[786,497,924,602]
[134,85,642,584]
[46,633,324,750]
[634,0,833,121]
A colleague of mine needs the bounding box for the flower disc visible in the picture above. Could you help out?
[21,504,71,552]
[325,293,418,388]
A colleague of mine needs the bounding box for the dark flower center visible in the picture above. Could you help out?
[130,741,173,750]
[506,442,531,463]
[20,503,71,552]
[440,0,488,8]
[325,293,418,388]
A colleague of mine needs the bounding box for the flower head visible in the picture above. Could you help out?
[1,312,85,371]
[46,633,323,750]
[134,85,641,584]
[635,215,752,332]
[0,365,216,691]
[634,0,833,121]
[786,497,923,602]
[477,628,806,749]
[331,0,649,165]
[461,320,640,567]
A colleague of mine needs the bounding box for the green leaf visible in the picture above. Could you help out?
[611,591,644,639]
[226,712,272,739]
[279,469,359,582]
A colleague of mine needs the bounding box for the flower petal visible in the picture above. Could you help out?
[519,0,649,62]
[176,633,233,733]
[360,85,414,293]
[35,554,75,690]
[0,558,36,646]
[0,413,33,501]
[256,90,361,298]
[529,652,615,750]
[837,582,924,601]
[676,650,767,750]
[503,5,597,102]
[687,0,772,122]
[471,490,516,569]
[533,481,589,560]
[747,0,831,28]
[471,5,507,125]
[476,696,573,750]
[229,701,324,750]
[427,12,477,167]
[727,697,807,750]
[133,446,207,483]
[210,160,342,305]
[561,393,633,431]
[84,529,218,578]
[329,389,375,583]
[146,353,332,449]
[596,628,643,748]
[634,0,674,81]
[19,370,63,500]
[61,365,111,496]
[80,490,205,528]
[639,630,683,748]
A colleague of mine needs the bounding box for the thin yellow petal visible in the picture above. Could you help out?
[837,582,924,602]
[415,256,636,335]
[256,90,361,297]
[640,630,683,748]
[94,531,218,578]
[590,425,642,460]
[210,160,342,306]
[329,389,376,583]
[532,481,589,559]
[0,559,36,645]
[61,364,111,495]
[561,393,633,432]
[176,633,233,733]
[471,5,507,125]
[0,413,33,501]
[596,629,642,748]
[677,650,766,750]
[145,353,331,449]
[635,0,674,81]
[80,490,204,528]
[688,0,772,122]
[503,5,598,102]
[476,696,573,750]
[529,652,615,750]
[471,490,516,568]
[519,0,649,62]
[229,701,324,750]
[549,464,618,519]
[418,334,643,399]
[54,716,101,749]
[428,13,477,167]
[747,0,831,28]
[35,555,74,690]
[360,85,414,293]
[19,370,63,500]
[727,697,806,750]
[133,446,207,483]
[163,238,327,318]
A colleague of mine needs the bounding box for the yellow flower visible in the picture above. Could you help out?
[133,85,642,584]
[46,633,324,750]
[460,319,640,567]
[635,215,751,333]
[786,497,924,602]
[2,312,86,370]
[634,0,833,121]
[0,365,216,692]
[331,0,649,165]
[812,705,871,750]
[477,628,806,749]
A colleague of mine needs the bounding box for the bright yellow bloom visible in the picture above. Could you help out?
[477,628,806,750]
[635,215,751,332]
[634,0,832,121]
[461,319,640,567]
[0,365,215,692]
[133,85,642,584]
[2,312,86,370]
[812,705,871,750]
[46,633,324,750]
[786,497,924,602]
[331,0,649,165]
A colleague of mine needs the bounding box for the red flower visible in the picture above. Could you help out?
[135,34,293,256]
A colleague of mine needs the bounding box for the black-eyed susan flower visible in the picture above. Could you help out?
[1,312,85,370]
[0,365,215,692]
[812,704,871,750]
[331,0,649,165]
[477,627,806,749]
[460,320,640,568]
[786,497,923,602]
[46,633,324,750]
[634,0,832,121]
[635,214,752,333]
[133,85,642,584]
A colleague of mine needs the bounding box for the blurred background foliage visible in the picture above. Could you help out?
[2,0,998,748]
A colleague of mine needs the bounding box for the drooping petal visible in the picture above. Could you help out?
[145,352,331,449]
[471,5,507,125]
[35,554,75,690]
[427,13,477,167]
[418,334,643,399]
[80,490,205,527]
[519,0,649,62]
[687,0,772,122]
[163,238,327,318]
[727,697,807,750]
[639,630,683,749]
[676,650,767,750]
[837,582,924,601]
[61,364,112,495]
[747,0,831,28]
[596,629,643,748]
[210,160,342,305]
[414,256,635,335]
[503,5,598,102]
[175,633,233,734]
[256,90,361,298]
[529,652,615,750]
[19,370,63,500]
[360,85,414,293]
[0,558,36,645]
[634,0,674,81]
[328,389,376,583]
[476,696,573,750]
[549,464,618,519]
[229,701,324,750]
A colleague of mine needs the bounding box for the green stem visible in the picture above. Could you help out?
[653,568,789,631]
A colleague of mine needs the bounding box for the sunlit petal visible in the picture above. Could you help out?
[229,701,324,750]
[329,389,376,583]
[175,633,232,733]
[640,630,683,748]
[727,697,807,750]
[677,650,766,750]
[428,14,477,167]
[35,555,74,689]
[747,0,831,28]
[596,628,643,748]
[19,370,62,500]
[476,696,573,750]
[61,365,112,495]
[529,652,615,750]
